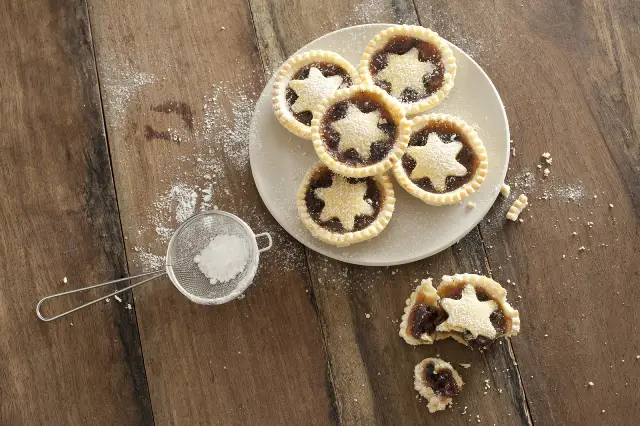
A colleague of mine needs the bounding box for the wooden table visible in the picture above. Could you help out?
[1,0,638,424]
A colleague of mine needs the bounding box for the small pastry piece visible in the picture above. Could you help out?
[272,50,359,139]
[393,114,488,205]
[297,162,395,246]
[500,183,511,197]
[399,279,447,345]
[414,358,464,413]
[506,194,528,221]
[436,274,520,348]
[311,84,411,177]
[360,25,456,115]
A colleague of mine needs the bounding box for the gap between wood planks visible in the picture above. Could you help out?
[244,0,534,424]
[82,0,155,422]
[244,3,344,423]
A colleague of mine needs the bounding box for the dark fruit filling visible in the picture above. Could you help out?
[425,363,459,397]
[321,92,396,166]
[304,167,382,233]
[369,36,445,103]
[402,120,478,193]
[286,62,352,126]
[407,292,447,339]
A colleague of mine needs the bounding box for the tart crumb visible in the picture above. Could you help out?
[63,276,68,283]
[126,303,132,310]
[543,168,550,177]
[459,363,472,369]
[466,202,476,209]
[578,246,586,251]
[588,382,595,386]
[500,183,511,197]
[365,313,371,319]
[609,204,614,208]
[506,194,528,221]
[220,26,226,30]
[114,294,122,303]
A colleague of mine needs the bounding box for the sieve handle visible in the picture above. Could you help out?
[255,232,273,252]
[36,270,166,322]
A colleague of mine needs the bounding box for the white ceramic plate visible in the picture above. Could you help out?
[249,24,509,266]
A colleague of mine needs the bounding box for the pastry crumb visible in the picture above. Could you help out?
[220,26,226,30]
[63,276,68,283]
[114,294,122,303]
[466,202,476,209]
[578,246,586,251]
[588,382,595,386]
[459,363,472,369]
[506,194,528,221]
[543,168,550,177]
[365,313,371,319]
[609,204,614,208]
[500,183,511,197]
[126,303,132,310]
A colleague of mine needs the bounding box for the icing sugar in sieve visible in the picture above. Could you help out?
[36,211,272,321]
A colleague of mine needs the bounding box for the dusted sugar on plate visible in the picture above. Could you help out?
[297,162,395,246]
[272,50,359,140]
[194,234,249,284]
[360,25,456,115]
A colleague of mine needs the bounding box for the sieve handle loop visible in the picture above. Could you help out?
[36,270,166,322]
[255,232,273,252]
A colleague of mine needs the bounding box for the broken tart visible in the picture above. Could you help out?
[400,274,520,348]
[360,25,456,115]
[297,162,395,246]
[414,358,464,413]
[393,114,488,205]
[273,50,359,139]
[399,278,447,345]
[311,84,411,178]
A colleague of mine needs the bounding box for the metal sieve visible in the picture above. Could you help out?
[36,211,272,321]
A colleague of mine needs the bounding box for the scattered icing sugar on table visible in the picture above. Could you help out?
[194,234,249,285]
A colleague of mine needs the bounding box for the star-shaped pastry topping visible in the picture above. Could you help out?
[315,175,374,231]
[406,133,467,192]
[436,285,499,339]
[288,67,344,114]
[376,48,435,98]
[330,105,388,160]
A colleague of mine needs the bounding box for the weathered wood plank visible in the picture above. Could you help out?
[248,1,530,424]
[85,0,335,423]
[0,0,151,424]
[414,0,640,424]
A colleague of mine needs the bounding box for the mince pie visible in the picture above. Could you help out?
[311,84,410,177]
[297,162,395,246]
[273,50,359,139]
[393,114,488,206]
[360,25,456,115]
[400,274,520,348]
[414,358,463,413]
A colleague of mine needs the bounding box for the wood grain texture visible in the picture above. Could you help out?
[413,1,640,424]
[0,0,152,424]
[248,0,530,424]
[85,0,336,423]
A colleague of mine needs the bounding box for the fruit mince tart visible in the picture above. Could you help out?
[435,274,520,349]
[272,50,359,140]
[414,358,464,413]
[393,114,488,206]
[297,162,395,246]
[311,84,410,178]
[359,25,456,115]
[399,278,448,345]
